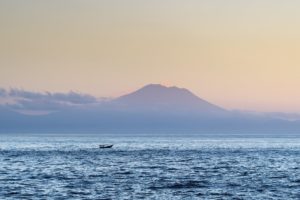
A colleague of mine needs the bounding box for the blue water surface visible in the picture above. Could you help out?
[0,133,300,199]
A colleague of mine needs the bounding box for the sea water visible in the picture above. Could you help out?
[0,133,300,199]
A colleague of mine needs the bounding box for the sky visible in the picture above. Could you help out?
[1,0,300,112]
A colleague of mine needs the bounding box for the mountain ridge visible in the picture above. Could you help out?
[1,84,300,132]
[113,84,226,114]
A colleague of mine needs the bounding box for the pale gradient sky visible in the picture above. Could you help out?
[1,0,300,112]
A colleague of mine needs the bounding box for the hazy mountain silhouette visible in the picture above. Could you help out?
[113,84,225,114]
[1,84,300,133]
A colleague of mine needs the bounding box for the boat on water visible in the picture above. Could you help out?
[99,144,113,149]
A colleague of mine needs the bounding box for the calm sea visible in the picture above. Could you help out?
[0,133,300,199]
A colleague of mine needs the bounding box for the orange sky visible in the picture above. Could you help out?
[1,1,300,112]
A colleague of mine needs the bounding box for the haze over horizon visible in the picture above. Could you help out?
[1,1,300,112]
[2,83,300,133]
[1,83,300,116]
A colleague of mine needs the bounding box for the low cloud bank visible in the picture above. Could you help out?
[0,88,101,114]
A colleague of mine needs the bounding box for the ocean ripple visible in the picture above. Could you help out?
[0,134,300,199]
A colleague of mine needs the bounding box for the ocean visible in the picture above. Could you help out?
[0,133,300,199]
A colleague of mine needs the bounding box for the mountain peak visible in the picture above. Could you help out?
[142,83,166,88]
[114,84,225,113]
[141,84,181,90]
[138,84,193,95]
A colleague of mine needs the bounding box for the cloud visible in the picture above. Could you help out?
[232,110,300,122]
[0,88,7,97]
[264,112,300,121]
[8,88,97,104]
[0,88,100,113]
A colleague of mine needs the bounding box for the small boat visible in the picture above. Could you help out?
[99,144,113,149]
